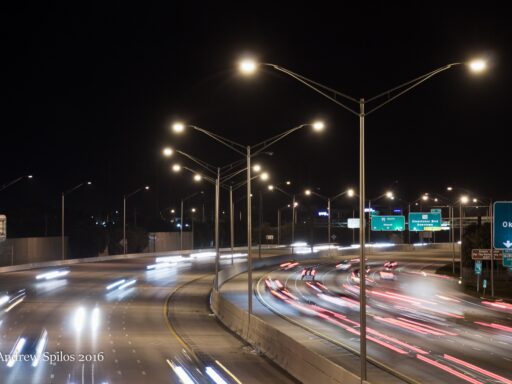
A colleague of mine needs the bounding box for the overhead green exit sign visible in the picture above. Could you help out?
[371,215,405,231]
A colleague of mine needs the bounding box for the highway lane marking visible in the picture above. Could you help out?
[163,274,209,368]
[215,360,242,384]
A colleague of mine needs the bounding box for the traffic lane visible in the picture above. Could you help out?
[261,261,512,383]
[0,258,206,383]
[169,274,297,384]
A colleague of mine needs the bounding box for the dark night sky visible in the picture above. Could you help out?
[2,2,511,233]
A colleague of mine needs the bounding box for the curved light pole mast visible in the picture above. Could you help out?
[123,185,149,255]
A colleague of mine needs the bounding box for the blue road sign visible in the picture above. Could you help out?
[494,201,512,249]
[474,260,482,275]
[483,279,487,289]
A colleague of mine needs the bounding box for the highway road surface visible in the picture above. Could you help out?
[248,249,512,384]
[0,253,294,384]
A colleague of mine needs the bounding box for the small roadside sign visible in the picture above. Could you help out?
[474,260,482,275]
[431,208,442,214]
[471,249,503,260]
[483,279,487,289]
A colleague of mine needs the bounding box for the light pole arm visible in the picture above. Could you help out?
[181,165,216,185]
[64,182,85,196]
[365,63,462,115]
[0,176,25,192]
[176,150,218,175]
[189,125,246,156]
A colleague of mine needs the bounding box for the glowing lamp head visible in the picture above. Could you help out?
[385,191,393,199]
[172,164,181,172]
[239,59,257,75]
[144,186,150,190]
[286,181,291,185]
[268,185,274,191]
[447,186,453,191]
[252,164,261,172]
[193,174,202,182]
[460,195,469,204]
[28,175,33,179]
[87,181,92,185]
[473,198,478,203]
[191,208,196,213]
[163,147,173,157]
[468,59,487,73]
[172,122,185,133]
[312,121,325,132]
[422,195,428,201]
[260,172,269,181]
[347,189,355,197]
[305,189,311,196]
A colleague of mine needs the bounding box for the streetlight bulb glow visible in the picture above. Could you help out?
[461,195,469,204]
[294,202,299,207]
[144,186,150,190]
[172,122,185,133]
[422,195,428,201]
[163,147,173,157]
[239,59,257,75]
[305,189,311,196]
[447,186,453,191]
[385,191,393,199]
[260,172,269,181]
[171,209,175,214]
[193,174,202,182]
[252,164,261,172]
[172,164,181,172]
[473,198,478,203]
[347,189,355,197]
[468,59,487,73]
[28,175,33,179]
[312,121,325,131]
[87,181,92,185]
[286,181,291,185]
[191,208,196,213]
[268,185,274,191]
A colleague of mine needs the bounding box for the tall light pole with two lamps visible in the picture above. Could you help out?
[169,121,324,317]
[238,56,487,381]
[304,187,355,243]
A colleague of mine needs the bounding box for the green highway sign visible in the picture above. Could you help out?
[474,260,482,275]
[493,201,512,250]
[371,215,405,231]
[409,212,442,231]
[431,208,442,214]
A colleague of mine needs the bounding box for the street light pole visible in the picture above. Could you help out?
[327,197,331,243]
[180,199,184,250]
[359,98,367,382]
[291,194,296,243]
[123,195,127,254]
[277,208,281,245]
[246,145,253,316]
[230,185,234,264]
[241,57,487,383]
[61,193,65,260]
[214,167,220,290]
[459,201,463,280]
